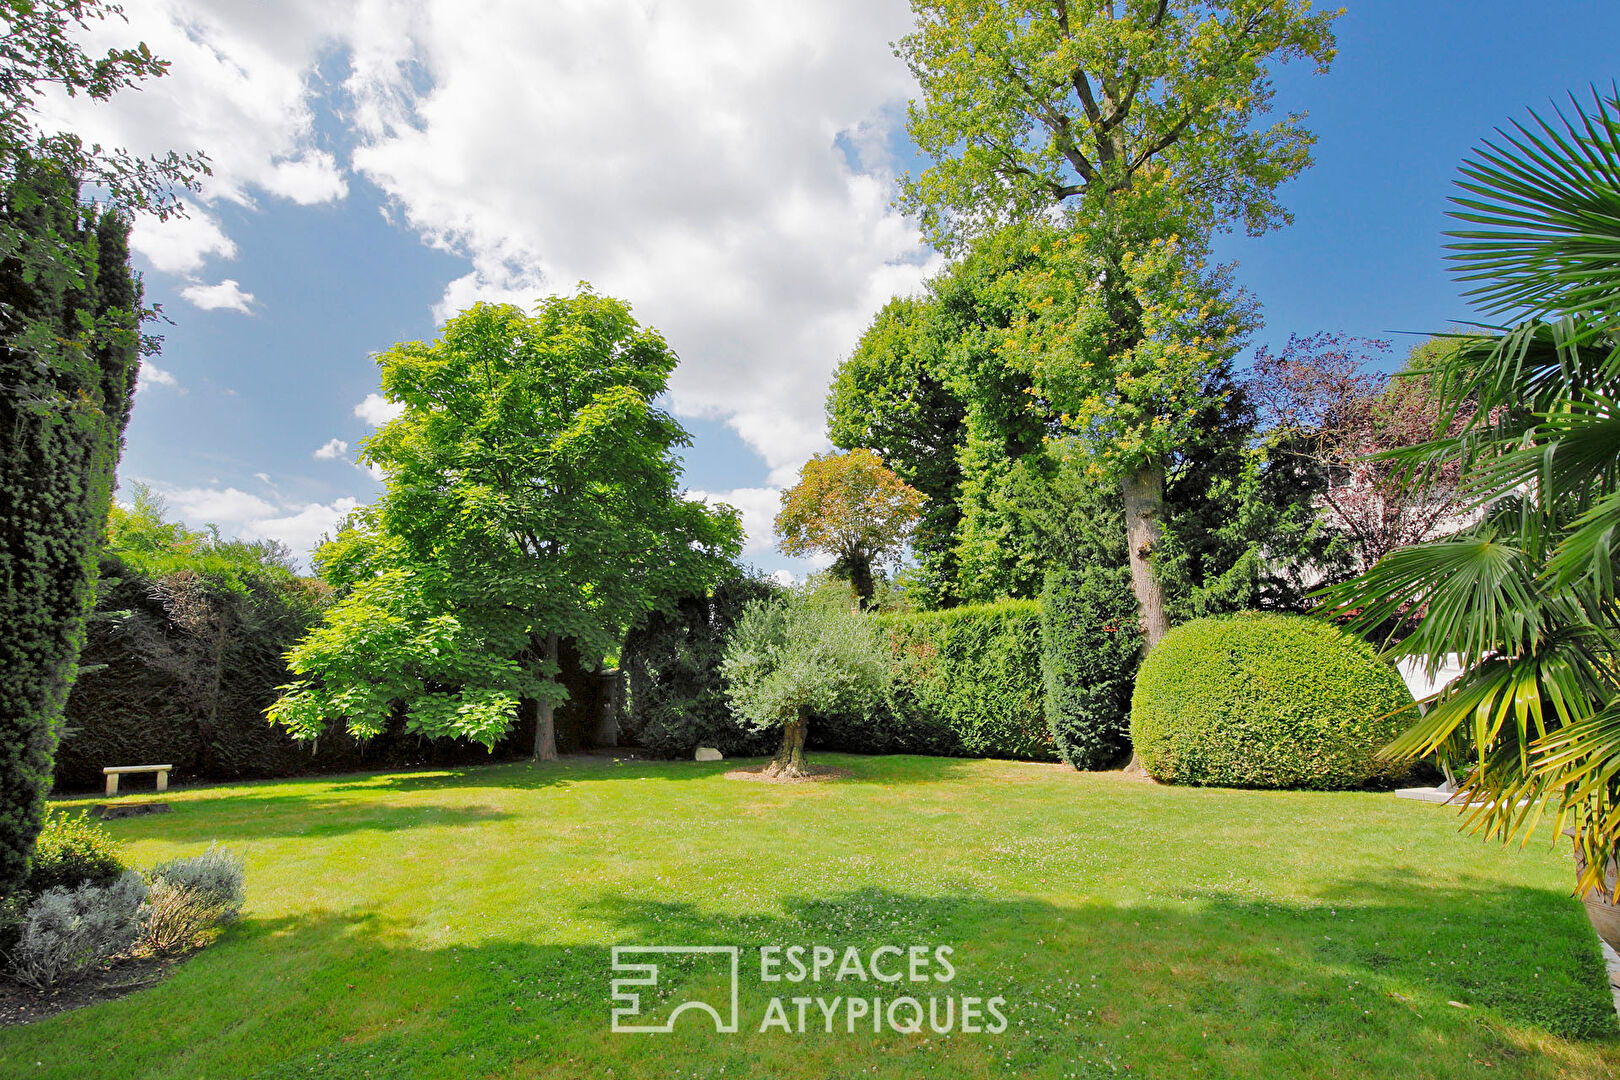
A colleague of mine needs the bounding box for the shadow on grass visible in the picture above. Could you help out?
[3,871,1615,1080]
[314,752,982,795]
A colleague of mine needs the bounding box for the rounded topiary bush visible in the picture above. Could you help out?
[1130,613,1415,790]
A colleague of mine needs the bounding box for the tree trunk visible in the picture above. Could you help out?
[1121,464,1169,650]
[764,707,810,779]
[1121,464,1168,777]
[534,631,559,762]
[848,553,875,610]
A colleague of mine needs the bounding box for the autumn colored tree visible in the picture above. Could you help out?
[775,449,926,606]
[898,0,1338,648]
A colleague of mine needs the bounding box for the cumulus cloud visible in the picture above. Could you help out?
[130,211,237,275]
[313,437,349,460]
[78,1,941,506]
[151,483,359,564]
[243,497,361,557]
[164,486,279,525]
[43,0,352,273]
[353,392,405,427]
[136,362,180,392]
[342,0,934,479]
[688,486,783,559]
[179,278,256,313]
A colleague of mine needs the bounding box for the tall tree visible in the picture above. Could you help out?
[827,297,968,607]
[271,296,741,761]
[897,0,1337,648]
[0,1,204,893]
[775,449,925,606]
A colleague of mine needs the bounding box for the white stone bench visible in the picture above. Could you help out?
[103,765,172,796]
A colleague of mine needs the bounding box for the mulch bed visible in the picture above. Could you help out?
[723,763,853,784]
[0,951,194,1027]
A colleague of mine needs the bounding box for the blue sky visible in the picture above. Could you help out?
[68,0,1620,575]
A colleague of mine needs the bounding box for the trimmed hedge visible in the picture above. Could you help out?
[53,554,602,790]
[1040,567,1141,770]
[622,574,783,759]
[809,600,1055,761]
[1130,612,1416,789]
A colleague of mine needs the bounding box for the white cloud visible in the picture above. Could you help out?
[353,392,405,427]
[179,278,256,313]
[243,497,360,557]
[43,0,352,274]
[688,486,783,559]
[770,569,796,588]
[149,483,359,563]
[130,211,237,275]
[75,1,941,495]
[314,437,349,460]
[165,486,279,526]
[136,362,179,392]
[341,0,934,480]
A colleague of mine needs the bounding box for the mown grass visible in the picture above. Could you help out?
[11,754,1620,1079]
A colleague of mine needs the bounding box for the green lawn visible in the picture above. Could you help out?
[12,754,1620,1079]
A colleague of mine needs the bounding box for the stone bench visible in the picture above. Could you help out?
[103,765,172,796]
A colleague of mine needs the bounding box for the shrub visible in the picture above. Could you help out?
[139,845,245,954]
[1130,612,1417,789]
[1040,567,1142,770]
[623,573,783,758]
[722,591,891,776]
[4,872,148,988]
[24,810,126,894]
[875,600,1055,761]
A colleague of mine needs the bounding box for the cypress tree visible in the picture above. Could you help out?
[0,157,143,892]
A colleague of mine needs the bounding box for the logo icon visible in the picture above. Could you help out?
[610,945,740,1034]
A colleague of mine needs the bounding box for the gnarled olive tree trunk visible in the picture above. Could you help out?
[765,706,810,779]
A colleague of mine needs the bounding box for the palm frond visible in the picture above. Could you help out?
[1313,526,1543,667]
[1447,88,1620,326]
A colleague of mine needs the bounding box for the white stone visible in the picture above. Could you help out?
[695,747,723,762]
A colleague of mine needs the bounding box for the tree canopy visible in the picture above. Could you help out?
[271,294,742,760]
[775,449,925,606]
[897,0,1337,648]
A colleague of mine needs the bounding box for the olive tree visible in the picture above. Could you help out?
[720,593,890,778]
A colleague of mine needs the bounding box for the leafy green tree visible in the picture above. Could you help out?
[897,0,1337,647]
[271,295,742,761]
[0,0,204,894]
[720,592,891,779]
[775,449,926,607]
[827,297,967,606]
[1315,92,1620,902]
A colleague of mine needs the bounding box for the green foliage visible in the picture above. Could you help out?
[621,572,783,759]
[52,488,341,787]
[1130,613,1416,790]
[896,0,1337,639]
[1312,91,1620,893]
[24,811,125,894]
[827,296,967,606]
[721,592,891,734]
[0,165,143,892]
[874,599,1054,761]
[140,845,245,954]
[1040,567,1141,770]
[272,295,741,755]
